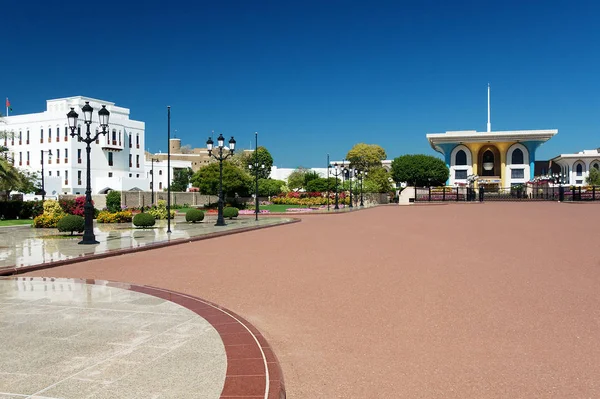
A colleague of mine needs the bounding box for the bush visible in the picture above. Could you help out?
[106,190,121,213]
[96,210,133,223]
[0,201,23,219]
[185,208,204,223]
[33,200,66,228]
[148,199,176,220]
[133,212,156,228]
[223,207,239,219]
[57,215,85,236]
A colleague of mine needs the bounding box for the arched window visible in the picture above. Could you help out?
[593,163,599,170]
[455,150,467,165]
[511,148,524,164]
[576,163,583,176]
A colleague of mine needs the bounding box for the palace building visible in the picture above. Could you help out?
[426,85,558,189]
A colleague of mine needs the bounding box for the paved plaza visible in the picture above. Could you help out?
[5,203,600,398]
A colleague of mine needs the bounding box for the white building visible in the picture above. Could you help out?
[2,96,147,195]
[144,158,193,192]
[551,149,600,186]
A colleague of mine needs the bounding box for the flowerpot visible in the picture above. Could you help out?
[483,162,494,171]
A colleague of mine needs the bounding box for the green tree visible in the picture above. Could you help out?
[191,161,252,197]
[0,136,23,197]
[170,168,193,192]
[587,167,600,186]
[244,146,274,180]
[287,167,308,191]
[345,143,387,171]
[305,177,337,192]
[254,178,286,196]
[364,167,393,193]
[390,154,449,186]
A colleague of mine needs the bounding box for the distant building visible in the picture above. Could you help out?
[551,149,600,186]
[2,96,146,195]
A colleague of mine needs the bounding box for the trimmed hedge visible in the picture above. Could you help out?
[57,215,85,236]
[185,208,204,223]
[223,207,239,219]
[133,212,156,228]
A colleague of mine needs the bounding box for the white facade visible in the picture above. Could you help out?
[144,158,193,192]
[551,149,600,186]
[2,96,146,195]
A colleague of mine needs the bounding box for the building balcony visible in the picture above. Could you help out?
[101,141,124,151]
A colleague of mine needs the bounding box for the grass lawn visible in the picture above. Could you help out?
[256,204,312,212]
[0,219,33,227]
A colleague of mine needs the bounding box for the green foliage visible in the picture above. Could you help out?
[305,177,337,193]
[245,147,274,179]
[586,167,600,186]
[170,168,193,192]
[148,200,176,220]
[133,212,156,228]
[287,168,308,191]
[185,208,205,223]
[364,167,393,193]
[304,171,320,186]
[96,210,133,223]
[255,178,286,196]
[390,154,449,186]
[57,215,85,236]
[33,200,66,228]
[345,143,387,171]
[191,161,252,197]
[106,191,121,213]
[0,201,23,219]
[223,207,239,219]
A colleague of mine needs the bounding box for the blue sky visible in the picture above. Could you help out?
[2,0,599,168]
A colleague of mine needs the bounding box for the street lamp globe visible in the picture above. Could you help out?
[206,137,214,152]
[228,136,236,151]
[67,108,78,131]
[82,101,93,123]
[98,105,110,128]
[217,134,225,148]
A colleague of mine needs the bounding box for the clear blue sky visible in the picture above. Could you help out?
[2,0,599,168]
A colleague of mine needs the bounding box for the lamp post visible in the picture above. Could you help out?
[207,133,236,226]
[167,106,171,234]
[326,154,330,211]
[343,166,353,208]
[67,101,110,245]
[40,150,52,202]
[330,163,342,210]
[151,158,159,205]
[248,161,265,222]
[354,168,364,207]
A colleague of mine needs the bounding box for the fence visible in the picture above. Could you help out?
[414,186,600,203]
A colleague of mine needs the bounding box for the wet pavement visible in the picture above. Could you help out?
[0,277,227,399]
[0,216,293,272]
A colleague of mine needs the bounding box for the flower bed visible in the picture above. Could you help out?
[239,209,271,214]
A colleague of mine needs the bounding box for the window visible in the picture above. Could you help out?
[48,128,52,142]
[78,126,82,142]
[108,172,113,177]
[65,170,68,185]
[576,164,583,176]
[455,150,467,166]
[129,134,132,148]
[56,149,60,163]
[129,173,132,177]
[159,182,163,189]
[136,134,139,149]
[19,152,22,165]
[65,149,68,162]
[576,180,583,184]
[18,131,22,145]
[26,151,29,165]
[56,127,60,140]
[159,170,162,176]
[511,168,525,179]
[78,170,82,185]
[64,126,68,140]
[136,174,139,178]
[136,155,139,168]
[454,169,467,179]
[108,152,113,166]
[119,131,122,145]
[112,130,116,145]
[77,149,82,163]
[40,128,44,143]
[129,154,132,167]
[57,171,60,177]
[49,171,52,176]
[594,163,600,170]
[26,130,29,144]
[511,148,524,164]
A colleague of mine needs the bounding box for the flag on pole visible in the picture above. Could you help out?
[5,98,12,113]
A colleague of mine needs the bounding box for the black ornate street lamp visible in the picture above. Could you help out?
[248,131,265,222]
[67,102,110,245]
[343,166,353,208]
[40,149,52,202]
[207,133,236,226]
[330,163,342,210]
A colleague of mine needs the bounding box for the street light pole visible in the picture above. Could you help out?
[254,132,260,221]
[326,153,330,211]
[40,150,52,202]
[67,102,110,245]
[167,106,171,234]
[330,163,342,210]
[207,134,236,226]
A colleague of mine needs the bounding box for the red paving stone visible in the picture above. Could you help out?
[23,203,600,398]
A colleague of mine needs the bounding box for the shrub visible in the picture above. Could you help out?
[33,200,66,228]
[185,208,204,223]
[106,190,121,213]
[57,215,85,235]
[133,212,156,228]
[148,199,176,220]
[0,201,23,219]
[59,198,76,215]
[223,207,239,219]
[96,210,133,223]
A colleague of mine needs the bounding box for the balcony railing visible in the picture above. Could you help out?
[102,140,124,151]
